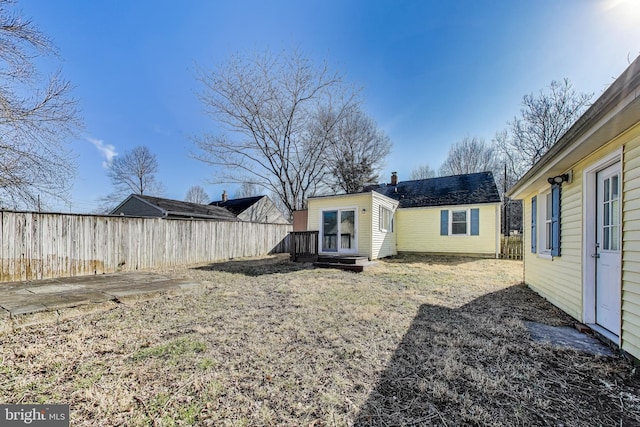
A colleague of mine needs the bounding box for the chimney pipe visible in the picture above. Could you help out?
[391,171,398,186]
[222,190,228,202]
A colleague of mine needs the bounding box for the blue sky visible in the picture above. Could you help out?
[20,0,640,212]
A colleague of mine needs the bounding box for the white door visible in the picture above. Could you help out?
[595,163,622,335]
[321,209,357,254]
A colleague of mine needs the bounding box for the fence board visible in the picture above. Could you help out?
[500,235,523,260]
[0,211,291,283]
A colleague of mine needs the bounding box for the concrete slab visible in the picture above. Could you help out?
[525,321,616,357]
[40,291,113,310]
[0,272,208,332]
[27,283,85,294]
[6,303,49,316]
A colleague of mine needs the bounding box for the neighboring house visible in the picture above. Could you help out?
[306,171,502,260]
[506,56,640,360]
[111,194,238,221]
[210,192,290,224]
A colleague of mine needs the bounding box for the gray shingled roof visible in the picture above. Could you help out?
[209,196,265,215]
[366,172,501,208]
[135,195,238,220]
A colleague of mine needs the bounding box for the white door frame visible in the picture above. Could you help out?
[582,148,622,344]
[319,207,358,255]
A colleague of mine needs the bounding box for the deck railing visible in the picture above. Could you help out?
[290,231,319,262]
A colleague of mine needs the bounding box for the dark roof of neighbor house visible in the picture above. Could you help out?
[115,194,238,220]
[209,195,265,215]
[366,171,501,208]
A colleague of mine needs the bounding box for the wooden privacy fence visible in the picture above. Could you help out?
[0,211,291,282]
[500,235,523,260]
[290,231,319,262]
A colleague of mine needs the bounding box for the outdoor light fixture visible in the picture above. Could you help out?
[361,208,366,214]
[547,174,569,185]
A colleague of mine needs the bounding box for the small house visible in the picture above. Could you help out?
[305,171,502,260]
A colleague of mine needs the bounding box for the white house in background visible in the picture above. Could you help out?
[209,192,290,224]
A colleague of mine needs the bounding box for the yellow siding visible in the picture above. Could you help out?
[371,192,399,259]
[396,204,499,256]
[520,122,640,360]
[307,193,372,258]
[522,186,583,319]
[622,129,640,358]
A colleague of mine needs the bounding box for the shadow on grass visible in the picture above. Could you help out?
[192,254,313,277]
[354,284,637,426]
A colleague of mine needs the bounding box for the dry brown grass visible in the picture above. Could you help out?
[0,253,638,426]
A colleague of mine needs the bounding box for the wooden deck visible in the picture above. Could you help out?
[313,255,375,273]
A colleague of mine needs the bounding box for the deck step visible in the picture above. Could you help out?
[313,261,376,273]
[316,255,369,265]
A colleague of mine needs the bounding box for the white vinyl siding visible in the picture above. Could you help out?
[622,127,640,358]
[371,193,398,259]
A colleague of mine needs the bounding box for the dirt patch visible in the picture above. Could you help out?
[0,253,637,426]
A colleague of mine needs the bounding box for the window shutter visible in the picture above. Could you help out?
[551,184,561,256]
[470,208,479,236]
[440,210,448,236]
[531,196,537,253]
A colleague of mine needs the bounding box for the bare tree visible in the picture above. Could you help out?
[439,136,499,177]
[100,146,164,211]
[321,106,391,193]
[193,49,358,214]
[0,1,81,209]
[409,164,436,180]
[185,185,209,204]
[234,181,261,199]
[496,79,592,178]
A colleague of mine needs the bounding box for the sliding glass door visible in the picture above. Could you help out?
[321,209,356,253]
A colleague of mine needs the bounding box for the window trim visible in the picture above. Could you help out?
[535,184,561,258]
[379,205,394,233]
[449,209,469,236]
[440,207,480,236]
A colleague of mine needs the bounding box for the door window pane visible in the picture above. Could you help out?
[611,225,619,251]
[322,211,337,251]
[340,210,355,249]
[604,178,610,202]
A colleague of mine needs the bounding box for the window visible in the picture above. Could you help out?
[531,196,537,253]
[536,185,561,256]
[379,206,393,232]
[545,192,553,251]
[451,210,467,235]
[440,208,480,236]
[602,174,620,251]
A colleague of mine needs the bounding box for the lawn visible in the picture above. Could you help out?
[0,254,638,426]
